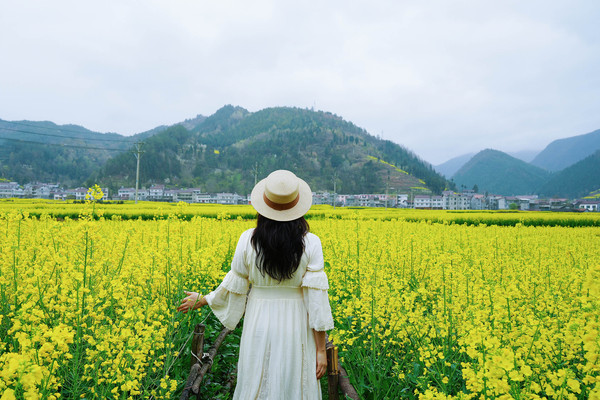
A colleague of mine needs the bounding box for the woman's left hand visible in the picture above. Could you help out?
[316,349,327,379]
[177,291,205,313]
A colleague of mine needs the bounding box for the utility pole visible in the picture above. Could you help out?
[252,162,259,186]
[385,182,389,210]
[133,142,144,204]
[332,171,337,209]
[385,171,390,210]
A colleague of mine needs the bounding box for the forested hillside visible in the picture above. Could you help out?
[0,119,132,186]
[531,129,600,171]
[452,149,551,195]
[537,150,600,198]
[95,106,451,195]
[0,117,202,187]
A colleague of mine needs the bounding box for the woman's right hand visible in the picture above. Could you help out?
[177,291,206,313]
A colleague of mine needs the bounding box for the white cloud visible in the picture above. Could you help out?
[0,0,599,164]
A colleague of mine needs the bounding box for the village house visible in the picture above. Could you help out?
[4,180,591,212]
[194,192,213,203]
[414,195,432,209]
[0,182,23,198]
[117,187,147,201]
[431,195,444,209]
[577,200,600,212]
[148,184,165,200]
[312,192,334,205]
[53,191,68,201]
[174,189,194,203]
[396,194,409,208]
[23,183,60,199]
[163,189,177,202]
[487,195,508,210]
[66,187,88,201]
[470,194,485,210]
[442,191,471,210]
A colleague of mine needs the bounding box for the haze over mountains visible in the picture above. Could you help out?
[434,129,600,198]
[1,106,599,198]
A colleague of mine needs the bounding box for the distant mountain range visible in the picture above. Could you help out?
[2,108,599,198]
[433,128,600,198]
[435,150,540,179]
[531,129,600,171]
[0,106,449,195]
[434,153,475,178]
[452,149,551,195]
[537,150,600,198]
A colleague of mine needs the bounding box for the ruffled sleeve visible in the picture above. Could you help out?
[204,230,251,330]
[302,235,334,331]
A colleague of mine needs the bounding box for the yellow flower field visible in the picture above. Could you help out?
[1,203,599,399]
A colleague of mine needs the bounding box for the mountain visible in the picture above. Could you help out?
[508,150,539,163]
[537,150,600,198]
[531,129,600,171]
[0,117,204,187]
[452,149,551,195]
[434,153,475,178]
[435,150,539,179]
[95,106,452,195]
[0,119,134,186]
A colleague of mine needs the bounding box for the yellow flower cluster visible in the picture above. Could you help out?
[0,209,253,399]
[85,185,104,202]
[366,155,410,175]
[2,199,600,228]
[1,203,599,399]
[320,218,600,399]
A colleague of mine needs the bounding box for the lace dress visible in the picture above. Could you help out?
[204,229,334,400]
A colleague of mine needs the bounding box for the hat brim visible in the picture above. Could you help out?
[251,177,313,221]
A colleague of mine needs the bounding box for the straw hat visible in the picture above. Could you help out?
[250,170,313,221]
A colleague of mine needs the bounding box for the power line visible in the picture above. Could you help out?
[0,126,134,143]
[0,136,129,152]
[0,120,134,141]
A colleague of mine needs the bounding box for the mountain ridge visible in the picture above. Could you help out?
[3,110,599,198]
[537,150,600,198]
[95,106,451,195]
[0,106,452,195]
[531,129,600,171]
[452,149,551,195]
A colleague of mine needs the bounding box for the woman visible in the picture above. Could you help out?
[177,170,334,399]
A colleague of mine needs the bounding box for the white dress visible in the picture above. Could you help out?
[204,229,335,400]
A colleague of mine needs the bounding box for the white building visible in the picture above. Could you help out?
[64,187,88,201]
[0,182,22,198]
[53,192,68,201]
[578,200,600,212]
[215,193,244,205]
[487,195,507,210]
[471,194,485,210]
[194,192,213,203]
[174,189,194,202]
[163,190,177,202]
[148,184,165,200]
[414,195,432,209]
[431,195,444,209]
[117,187,147,201]
[443,191,471,210]
[396,194,409,208]
[23,183,59,199]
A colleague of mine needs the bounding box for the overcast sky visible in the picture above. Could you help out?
[1,1,599,164]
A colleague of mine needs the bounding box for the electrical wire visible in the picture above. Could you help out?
[0,136,130,152]
[0,125,135,143]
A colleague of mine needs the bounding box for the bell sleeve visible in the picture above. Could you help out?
[203,231,250,330]
[301,236,334,332]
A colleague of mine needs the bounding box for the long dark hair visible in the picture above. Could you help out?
[251,214,310,281]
